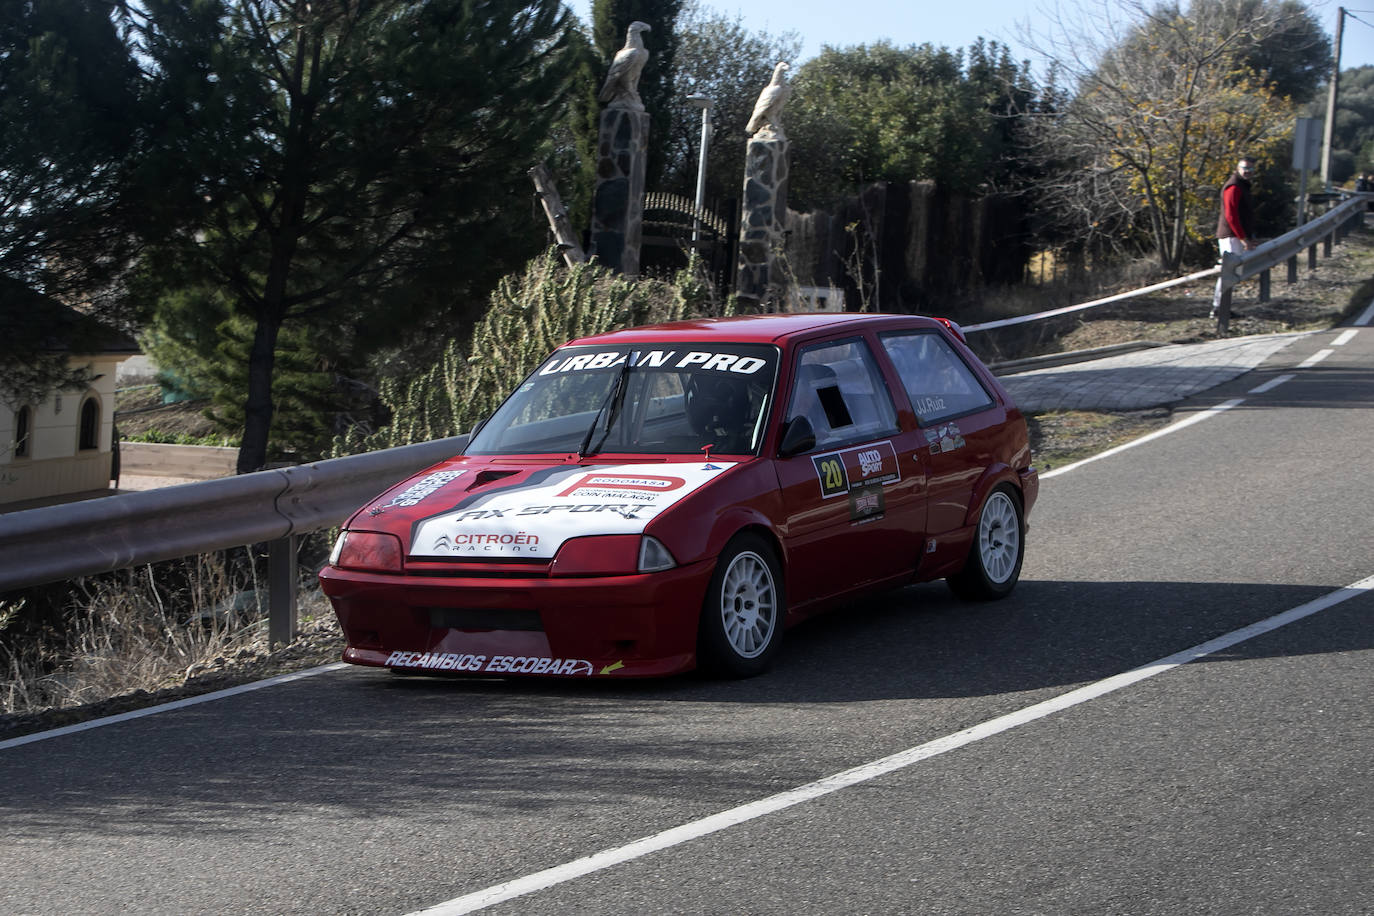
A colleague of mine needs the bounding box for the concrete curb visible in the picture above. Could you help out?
[989,341,1168,376]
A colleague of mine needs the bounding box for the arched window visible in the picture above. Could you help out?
[13,405,31,458]
[79,396,100,451]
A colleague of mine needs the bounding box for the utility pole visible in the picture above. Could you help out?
[1322,6,1345,189]
[686,95,713,247]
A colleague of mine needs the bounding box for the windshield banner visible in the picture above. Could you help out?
[538,347,771,376]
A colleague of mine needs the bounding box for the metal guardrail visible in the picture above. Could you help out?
[0,435,468,643]
[1211,194,1369,330]
[963,266,1222,333]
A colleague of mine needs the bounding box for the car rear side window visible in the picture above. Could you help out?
[879,331,994,425]
[785,338,899,449]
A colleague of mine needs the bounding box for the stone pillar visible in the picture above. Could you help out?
[736,136,789,310]
[590,107,649,278]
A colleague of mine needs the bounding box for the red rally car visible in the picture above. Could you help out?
[319,313,1038,679]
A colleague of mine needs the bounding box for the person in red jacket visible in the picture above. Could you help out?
[1216,157,1258,256]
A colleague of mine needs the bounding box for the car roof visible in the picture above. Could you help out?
[566,312,950,347]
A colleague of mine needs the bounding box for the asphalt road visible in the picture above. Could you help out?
[2,327,1371,916]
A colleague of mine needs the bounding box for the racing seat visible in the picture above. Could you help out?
[685,375,753,453]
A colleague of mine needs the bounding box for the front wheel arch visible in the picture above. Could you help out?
[696,532,785,678]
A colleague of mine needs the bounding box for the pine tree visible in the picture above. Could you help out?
[0,0,142,400]
[129,0,579,473]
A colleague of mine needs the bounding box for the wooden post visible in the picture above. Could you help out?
[528,164,587,266]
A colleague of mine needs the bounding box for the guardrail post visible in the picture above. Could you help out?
[1287,254,1298,284]
[268,534,298,647]
[1258,268,1270,302]
[1323,233,1333,257]
[1212,251,1239,334]
[1309,243,1318,270]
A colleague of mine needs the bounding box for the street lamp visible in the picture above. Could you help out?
[686,95,713,247]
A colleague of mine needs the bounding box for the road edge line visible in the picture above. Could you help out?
[1041,398,1243,480]
[0,662,350,751]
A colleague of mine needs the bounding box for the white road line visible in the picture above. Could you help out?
[1249,373,1294,394]
[0,663,350,751]
[1040,399,1243,480]
[1357,300,1374,326]
[1298,349,1334,368]
[1332,329,1358,346]
[410,573,1374,916]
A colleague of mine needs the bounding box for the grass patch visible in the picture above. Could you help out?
[1027,408,1174,471]
[121,428,239,447]
[0,550,337,721]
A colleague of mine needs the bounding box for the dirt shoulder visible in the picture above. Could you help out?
[988,228,1374,470]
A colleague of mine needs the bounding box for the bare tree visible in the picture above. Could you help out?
[1020,0,1328,272]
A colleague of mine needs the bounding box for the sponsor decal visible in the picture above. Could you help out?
[811,441,901,499]
[385,650,596,676]
[374,470,464,511]
[411,463,734,559]
[431,531,541,555]
[556,473,686,498]
[538,350,767,376]
[849,484,885,523]
[439,503,646,521]
[857,448,885,477]
[927,422,966,455]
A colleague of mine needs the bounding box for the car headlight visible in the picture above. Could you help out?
[548,535,678,576]
[329,530,403,572]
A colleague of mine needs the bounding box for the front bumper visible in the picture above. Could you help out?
[318,558,715,678]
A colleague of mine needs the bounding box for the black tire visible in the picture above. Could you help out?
[697,533,784,678]
[947,484,1025,601]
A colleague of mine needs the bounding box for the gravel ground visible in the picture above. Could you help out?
[993,227,1374,468]
[6,228,1373,741]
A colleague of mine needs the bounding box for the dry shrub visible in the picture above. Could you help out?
[2,553,274,716]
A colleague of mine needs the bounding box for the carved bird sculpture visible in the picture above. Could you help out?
[747,62,791,139]
[598,21,652,110]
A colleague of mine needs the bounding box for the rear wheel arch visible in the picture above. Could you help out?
[962,464,1022,528]
[947,481,1025,601]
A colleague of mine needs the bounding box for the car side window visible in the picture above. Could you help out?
[879,331,994,426]
[785,339,898,449]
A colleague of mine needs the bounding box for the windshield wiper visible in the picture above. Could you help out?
[578,350,638,458]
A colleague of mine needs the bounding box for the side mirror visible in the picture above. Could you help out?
[777,415,816,458]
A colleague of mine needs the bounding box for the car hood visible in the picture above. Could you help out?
[358,460,738,560]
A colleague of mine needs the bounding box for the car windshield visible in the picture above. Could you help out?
[466,343,779,457]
